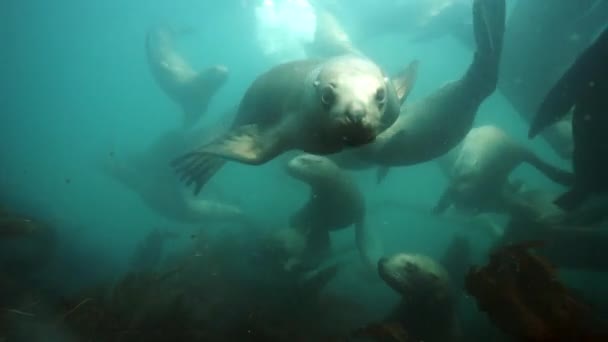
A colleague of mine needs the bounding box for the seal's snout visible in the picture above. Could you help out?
[345,102,366,124]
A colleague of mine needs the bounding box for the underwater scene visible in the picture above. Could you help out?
[2,0,608,341]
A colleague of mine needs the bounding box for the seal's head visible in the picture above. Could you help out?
[285,154,339,182]
[314,56,395,147]
[378,253,451,304]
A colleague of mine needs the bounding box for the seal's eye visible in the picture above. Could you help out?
[320,86,336,107]
[375,87,386,104]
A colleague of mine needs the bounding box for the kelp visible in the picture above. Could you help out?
[465,241,608,341]
[58,271,205,341]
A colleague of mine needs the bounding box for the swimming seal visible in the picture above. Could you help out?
[378,253,459,342]
[285,153,382,270]
[102,130,247,225]
[530,27,608,211]
[146,25,229,127]
[333,0,505,180]
[173,55,417,194]
[433,125,574,215]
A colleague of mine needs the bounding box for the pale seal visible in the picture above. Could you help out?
[101,130,247,225]
[285,153,382,270]
[433,125,574,214]
[173,55,417,194]
[378,253,459,342]
[332,0,505,178]
[146,25,229,127]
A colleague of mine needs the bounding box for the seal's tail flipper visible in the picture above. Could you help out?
[524,152,575,187]
[180,65,229,128]
[466,0,505,97]
[473,0,505,59]
[391,60,419,105]
[554,187,589,211]
[306,8,362,58]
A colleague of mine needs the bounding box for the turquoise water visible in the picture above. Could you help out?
[2,0,606,340]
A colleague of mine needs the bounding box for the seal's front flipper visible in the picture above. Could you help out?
[391,60,419,105]
[524,152,575,187]
[355,221,383,271]
[173,124,285,194]
[180,65,229,128]
[199,124,285,164]
[554,187,589,211]
[172,153,226,195]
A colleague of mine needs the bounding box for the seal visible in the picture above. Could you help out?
[333,0,505,178]
[172,55,418,194]
[378,253,459,342]
[101,130,248,225]
[306,8,362,58]
[146,25,229,127]
[433,125,574,215]
[530,26,608,211]
[284,153,382,271]
[500,0,607,160]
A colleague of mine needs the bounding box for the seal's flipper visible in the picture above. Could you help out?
[433,188,454,214]
[391,60,419,105]
[554,187,589,211]
[472,0,505,59]
[355,221,383,270]
[306,9,361,58]
[180,65,229,128]
[376,166,391,184]
[298,263,340,299]
[524,152,575,187]
[201,124,286,164]
[173,124,285,194]
[466,0,505,97]
[172,154,226,195]
[559,197,608,226]
[530,27,608,138]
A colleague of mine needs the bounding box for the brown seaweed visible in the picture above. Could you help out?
[465,241,607,341]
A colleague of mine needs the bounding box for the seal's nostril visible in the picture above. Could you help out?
[346,107,365,123]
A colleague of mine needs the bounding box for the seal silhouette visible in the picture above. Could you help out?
[146,25,229,127]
